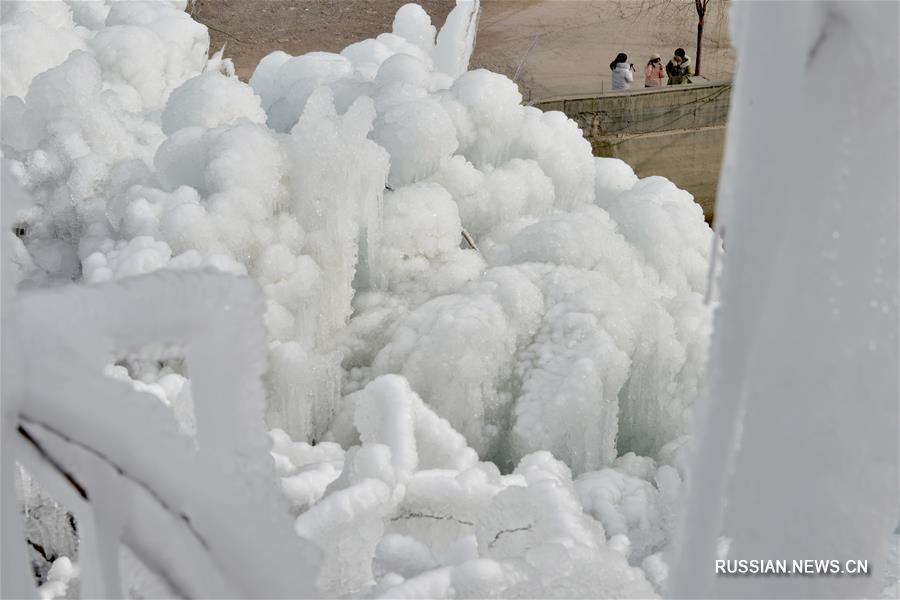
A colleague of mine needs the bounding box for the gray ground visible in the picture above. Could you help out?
[191,0,736,101]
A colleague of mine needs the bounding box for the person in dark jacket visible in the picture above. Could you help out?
[666,47,692,85]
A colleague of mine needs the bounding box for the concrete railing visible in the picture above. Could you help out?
[534,81,733,219]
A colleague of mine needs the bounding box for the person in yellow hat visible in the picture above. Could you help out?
[644,53,665,88]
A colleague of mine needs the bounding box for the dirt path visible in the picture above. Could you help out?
[192,0,736,101]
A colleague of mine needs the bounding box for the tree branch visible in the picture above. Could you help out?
[488,524,533,549]
[390,511,475,527]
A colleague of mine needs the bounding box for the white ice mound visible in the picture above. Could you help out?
[161,71,267,134]
[2,0,715,474]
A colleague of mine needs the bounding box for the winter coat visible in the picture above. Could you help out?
[644,62,665,87]
[666,56,692,85]
[611,62,633,91]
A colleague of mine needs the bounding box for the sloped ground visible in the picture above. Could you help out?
[192,0,735,102]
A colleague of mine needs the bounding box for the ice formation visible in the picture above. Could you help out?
[286,375,677,597]
[670,2,900,598]
[2,0,721,596]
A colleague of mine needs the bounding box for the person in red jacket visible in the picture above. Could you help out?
[644,54,665,88]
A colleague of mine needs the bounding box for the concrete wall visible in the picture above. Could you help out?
[535,82,732,219]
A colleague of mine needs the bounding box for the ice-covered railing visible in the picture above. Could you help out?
[2,165,319,599]
[3,270,321,597]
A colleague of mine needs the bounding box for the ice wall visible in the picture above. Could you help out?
[669,2,899,598]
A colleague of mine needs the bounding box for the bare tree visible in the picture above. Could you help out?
[694,0,712,76]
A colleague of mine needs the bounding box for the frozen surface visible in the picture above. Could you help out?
[670,2,899,598]
[1,0,723,596]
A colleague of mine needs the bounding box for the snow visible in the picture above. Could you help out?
[0,0,738,596]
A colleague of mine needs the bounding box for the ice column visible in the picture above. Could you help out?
[670,2,899,598]
[433,0,481,79]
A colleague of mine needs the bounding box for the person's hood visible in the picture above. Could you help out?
[614,62,630,70]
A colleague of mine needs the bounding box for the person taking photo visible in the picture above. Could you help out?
[610,52,634,91]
